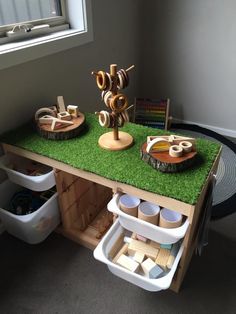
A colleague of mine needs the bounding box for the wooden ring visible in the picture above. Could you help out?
[117,71,124,89]
[106,72,113,90]
[121,110,129,123]
[121,69,129,87]
[110,94,128,113]
[35,107,56,121]
[98,110,110,128]
[104,91,113,107]
[179,141,192,153]
[96,71,107,90]
[169,145,183,157]
[117,113,125,127]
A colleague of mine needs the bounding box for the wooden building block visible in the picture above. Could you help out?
[57,96,66,112]
[167,243,180,269]
[109,233,125,260]
[57,111,71,121]
[116,254,140,273]
[160,243,172,250]
[133,251,145,264]
[141,258,164,279]
[136,234,147,242]
[67,105,79,118]
[126,238,159,260]
[155,248,171,270]
[112,243,129,263]
[149,240,161,249]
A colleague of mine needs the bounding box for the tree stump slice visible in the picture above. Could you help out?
[140,142,197,173]
[36,113,85,140]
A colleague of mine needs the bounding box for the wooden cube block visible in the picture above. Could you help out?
[155,248,171,270]
[141,258,163,279]
[133,251,145,264]
[67,105,79,118]
[116,254,140,273]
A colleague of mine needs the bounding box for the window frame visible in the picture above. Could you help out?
[0,0,66,36]
[0,0,93,70]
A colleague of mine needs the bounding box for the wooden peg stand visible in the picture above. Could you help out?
[94,64,134,151]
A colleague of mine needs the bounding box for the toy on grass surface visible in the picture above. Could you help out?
[92,64,134,151]
[34,96,85,140]
[141,134,197,173]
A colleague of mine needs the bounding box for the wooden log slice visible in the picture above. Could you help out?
[140,142,197,173]
[36,113,85,140]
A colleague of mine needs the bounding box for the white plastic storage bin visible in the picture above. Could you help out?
[94,219,184,292]
[107,193,189,244]
[0,180,60,244]
[0,154,55,191]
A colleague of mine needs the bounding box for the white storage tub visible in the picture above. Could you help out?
[0,154,55,191]
[94,219,184,292]
[0,180,60,244]
[107,193,189,244]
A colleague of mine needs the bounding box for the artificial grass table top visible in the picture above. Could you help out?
[0,113,221,205]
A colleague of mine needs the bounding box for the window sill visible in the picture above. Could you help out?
[0,0,93,70]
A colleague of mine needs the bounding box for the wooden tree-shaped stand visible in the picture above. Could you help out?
[93,64,134,151]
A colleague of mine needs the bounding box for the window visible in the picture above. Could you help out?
[0,0,93,70]
[0,0,68,43]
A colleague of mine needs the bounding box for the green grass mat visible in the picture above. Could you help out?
[0,113,221,205]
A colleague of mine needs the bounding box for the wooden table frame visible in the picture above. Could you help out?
[2,143,221,292]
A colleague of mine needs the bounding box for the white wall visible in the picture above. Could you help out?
[140,0,236,136]
[0,0,142,134]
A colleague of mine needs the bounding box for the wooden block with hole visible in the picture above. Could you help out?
[57,111,71,121]
[141,258,164,279]
[116,254,140,273]
[67,105,79,118]
[127,238,159,260]
[155,248,171,270]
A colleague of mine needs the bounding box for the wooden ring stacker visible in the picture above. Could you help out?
[35,107,56,121]
[96,71,107,90]
[110,94,128,113]
[99,110,110,127]
[179,141,192,153]
[169,145,183,157]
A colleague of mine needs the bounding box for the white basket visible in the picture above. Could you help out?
[94,219,184,292]
[0,155,55,191]
[107,193,189,244]
[0,180,60,244]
